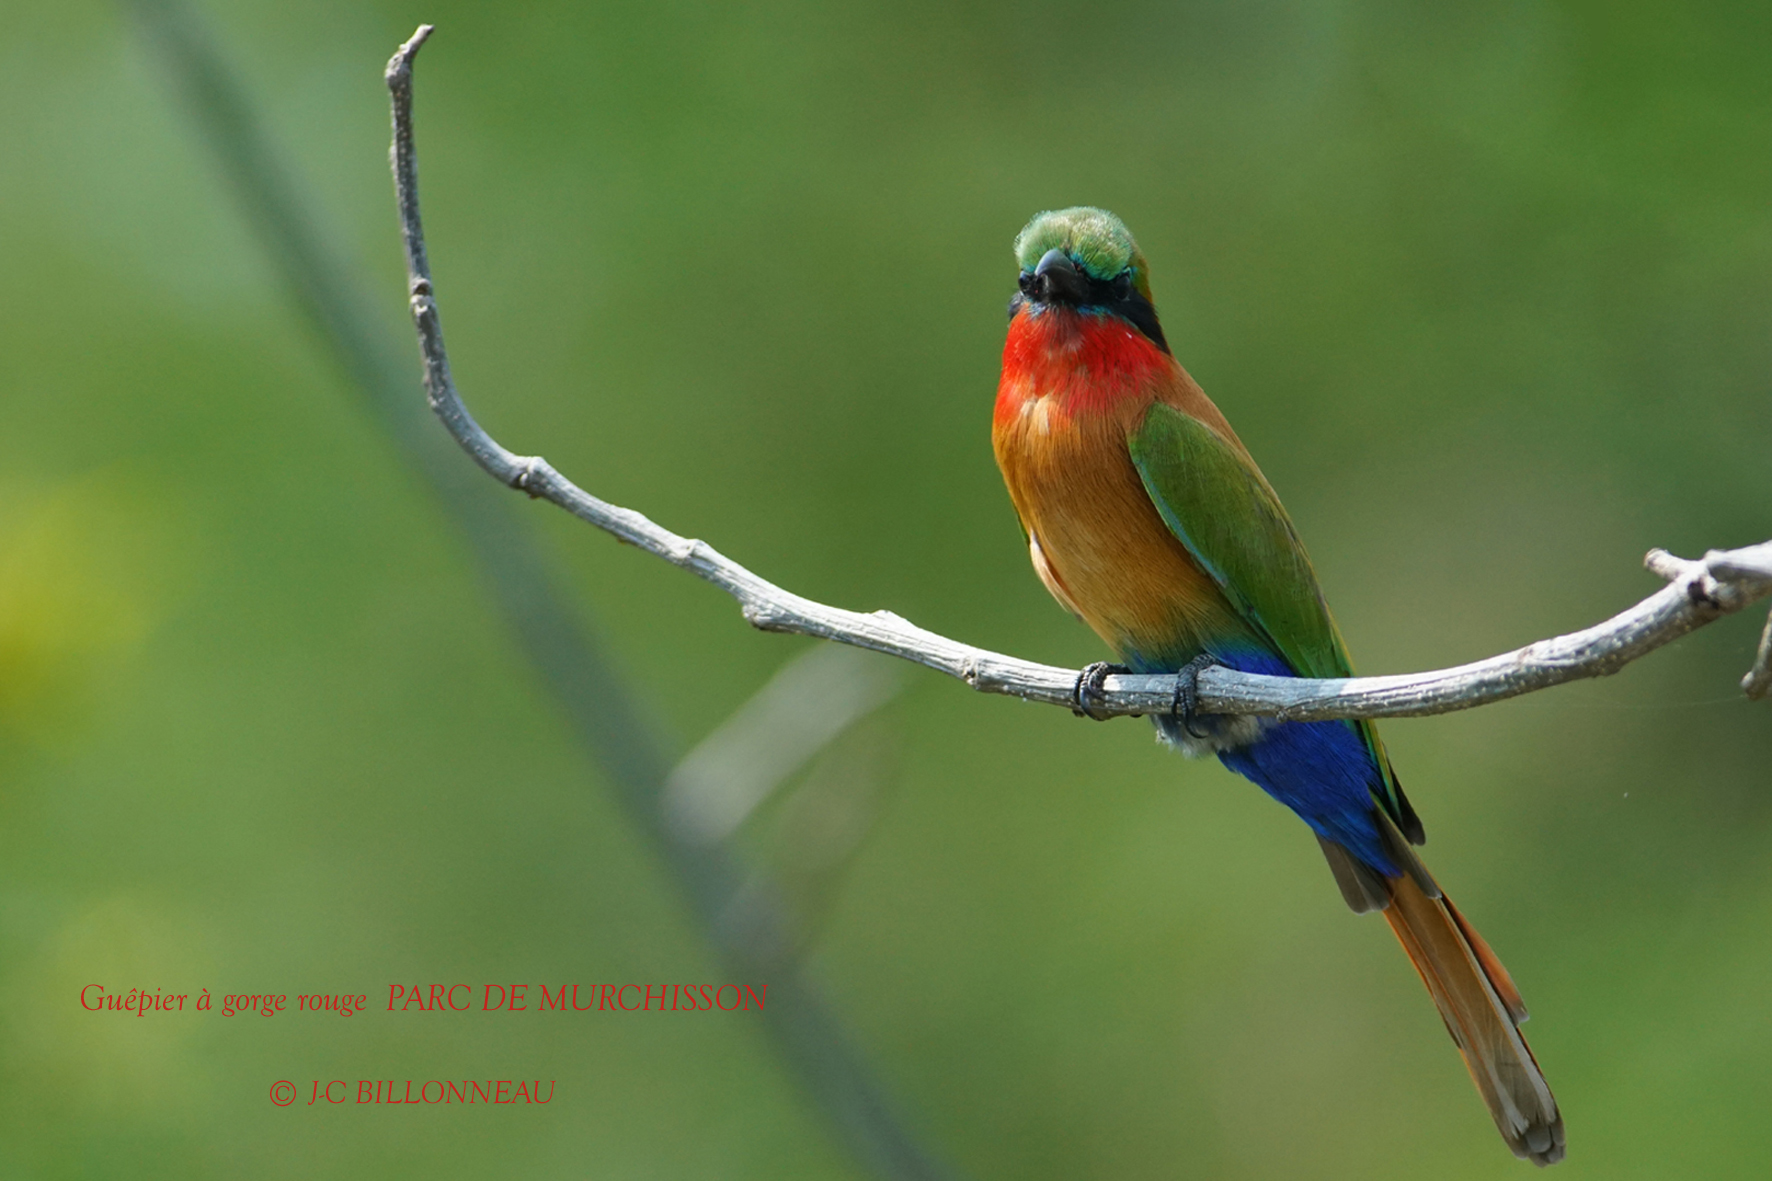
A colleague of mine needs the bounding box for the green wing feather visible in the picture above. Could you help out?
[1128,402,1422,841]
[1127,403,1346,675]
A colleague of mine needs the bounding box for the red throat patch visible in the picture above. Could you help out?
[995,305,1172,428]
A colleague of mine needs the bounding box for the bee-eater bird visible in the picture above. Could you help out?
[992,207,1564,1165]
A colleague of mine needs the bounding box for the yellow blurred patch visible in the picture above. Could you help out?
[0,474,183,749]
[6,896,215,1124]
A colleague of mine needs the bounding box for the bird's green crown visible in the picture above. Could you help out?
[1013,206,1154,302]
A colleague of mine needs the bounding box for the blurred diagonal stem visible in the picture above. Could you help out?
[665,644,902,848]
[128,4,957,1179]
[386,24,1772,727]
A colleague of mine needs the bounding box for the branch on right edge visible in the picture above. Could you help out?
[1197,542,1772,722]
[1743,607,1772,701]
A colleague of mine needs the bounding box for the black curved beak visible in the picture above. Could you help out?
[1021,247,1091,305]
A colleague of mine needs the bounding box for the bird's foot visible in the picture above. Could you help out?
[1170,654,1221,739]
[1072,662,1131,721]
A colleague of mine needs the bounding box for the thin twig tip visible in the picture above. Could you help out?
[387,24,434,81]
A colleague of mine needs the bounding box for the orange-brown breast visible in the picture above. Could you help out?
[992,306,1249,663]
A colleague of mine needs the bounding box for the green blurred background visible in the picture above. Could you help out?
[3,0,1770,1176]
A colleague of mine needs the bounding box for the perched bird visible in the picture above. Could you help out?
[992,207,1563,1165]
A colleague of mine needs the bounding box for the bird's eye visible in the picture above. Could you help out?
[1112,272,1132,298]
[1018,272,1037,297]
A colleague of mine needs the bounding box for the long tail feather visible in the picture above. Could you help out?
[1382,871,1564,1165]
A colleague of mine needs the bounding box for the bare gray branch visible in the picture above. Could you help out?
[385,29,1771,726]
[147,14,958,1179]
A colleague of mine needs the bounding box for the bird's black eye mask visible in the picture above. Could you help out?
[1008,249,1170,355]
